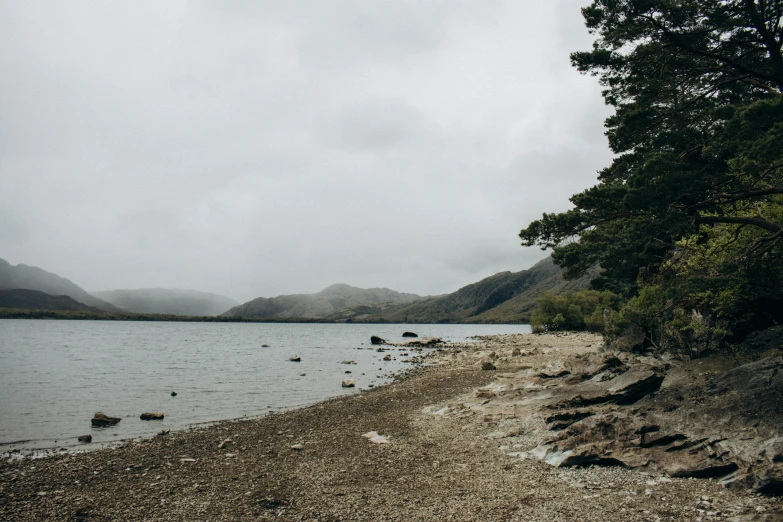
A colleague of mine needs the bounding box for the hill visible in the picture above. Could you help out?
[0,289,102,312]
[0,258,118,312]
[92,288,239,317]
[225,257,591,324]
[322,257,591,323]
[222,283,424,319]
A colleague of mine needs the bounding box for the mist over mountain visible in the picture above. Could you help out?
[222,284,424,319]
[0,288,102,312]
[92,288,239,317]
[0,258,118,312]
[224,257,590,323]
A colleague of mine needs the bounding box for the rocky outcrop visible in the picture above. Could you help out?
[515,354,783,495]
[371,336,386,345]
[91,413,121,427]
[140,412,164,420]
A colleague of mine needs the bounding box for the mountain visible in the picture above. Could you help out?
[92,288,240,317]
[224,257,592,324]
[321,257,591,323]
[0,288,102,312]
[0,258,118,312]
[222,283,424,319]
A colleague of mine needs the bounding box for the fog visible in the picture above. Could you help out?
[0,1,612,302]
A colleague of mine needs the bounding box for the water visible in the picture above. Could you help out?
[0,320,529,452]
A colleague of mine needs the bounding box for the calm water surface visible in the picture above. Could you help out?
[0,320,530,452]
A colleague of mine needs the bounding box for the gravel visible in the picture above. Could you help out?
[1,333,781,521]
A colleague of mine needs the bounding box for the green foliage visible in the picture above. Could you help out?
[520,0,783,350]
[531,290,619,333]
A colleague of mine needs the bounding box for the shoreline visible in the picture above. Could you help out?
[2,333,780,521]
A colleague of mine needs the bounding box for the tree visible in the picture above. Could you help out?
[520,0,783,347]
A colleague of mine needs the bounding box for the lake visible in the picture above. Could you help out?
[0,320,530,452]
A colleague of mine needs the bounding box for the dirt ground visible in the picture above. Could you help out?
[1,333,781,521]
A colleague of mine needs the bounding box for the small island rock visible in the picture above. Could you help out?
[91,413,121,427]
[140,412,164,421]
[370,336,386,345]
[402,332,418,338]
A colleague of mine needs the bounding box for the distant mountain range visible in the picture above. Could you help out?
[224,258,591,323]
[93,288,239,317]
[0,288,102,312]
[221,283,423,319]
[0,258,118,312]
[0,255,592,323]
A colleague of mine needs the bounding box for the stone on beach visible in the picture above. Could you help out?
[289,355,301,362]
[342,379,356,388]
[383,354,392,361]
[362,431,390,444]
[91,413,121,427]
[370,336,386,345]
[481,360,496,371]
[140,412,164,421]
[77,435,92,443]
[290,444,304,450]
[402,332,418,338]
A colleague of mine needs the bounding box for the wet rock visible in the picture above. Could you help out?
[77,435,92,443]
[261,344,270,347]
[91,413,121,427]
[289,355,301,362]
[383,354,391,361]
[371,336,386,345]
[170,391,177,397]
[140,412,164,421]
[399,337,442,348]
[341,379,356,388]
[340,360,356,365]
[402,332,418,338]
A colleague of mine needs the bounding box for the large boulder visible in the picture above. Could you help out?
[342,379,356,388]
[370,336,386,345]
[402,332,418,338]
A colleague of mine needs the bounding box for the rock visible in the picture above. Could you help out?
[481,360,496,371]
[611,323,646,351]
[371,336,386,345]
[402,332,418,338]
[157,429,170,436]
[91,413,121,427]
[290,444,304,450]
[488,351,497,360]
[300,373,306,376]
[170,391,177,397]
[340,360,356,365]
[511,348,522,357]
[342,379,356,388]
[362,431,391,444]
[345,370,352,374]
[289,355,301,362]
[399,337,442,348]
[383,354,392,361]
[261,344,270,347]
[140,412,164,421]
[77,435,92,443]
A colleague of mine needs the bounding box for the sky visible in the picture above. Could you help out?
[0,0,613,303]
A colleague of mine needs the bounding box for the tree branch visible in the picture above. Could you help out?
[695,215,783,233]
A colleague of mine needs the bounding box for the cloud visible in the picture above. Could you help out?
[0,1,613,301]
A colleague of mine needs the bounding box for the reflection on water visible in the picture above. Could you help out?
[0,320,529,451]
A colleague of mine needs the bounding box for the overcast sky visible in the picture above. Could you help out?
[0,0,612,302]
